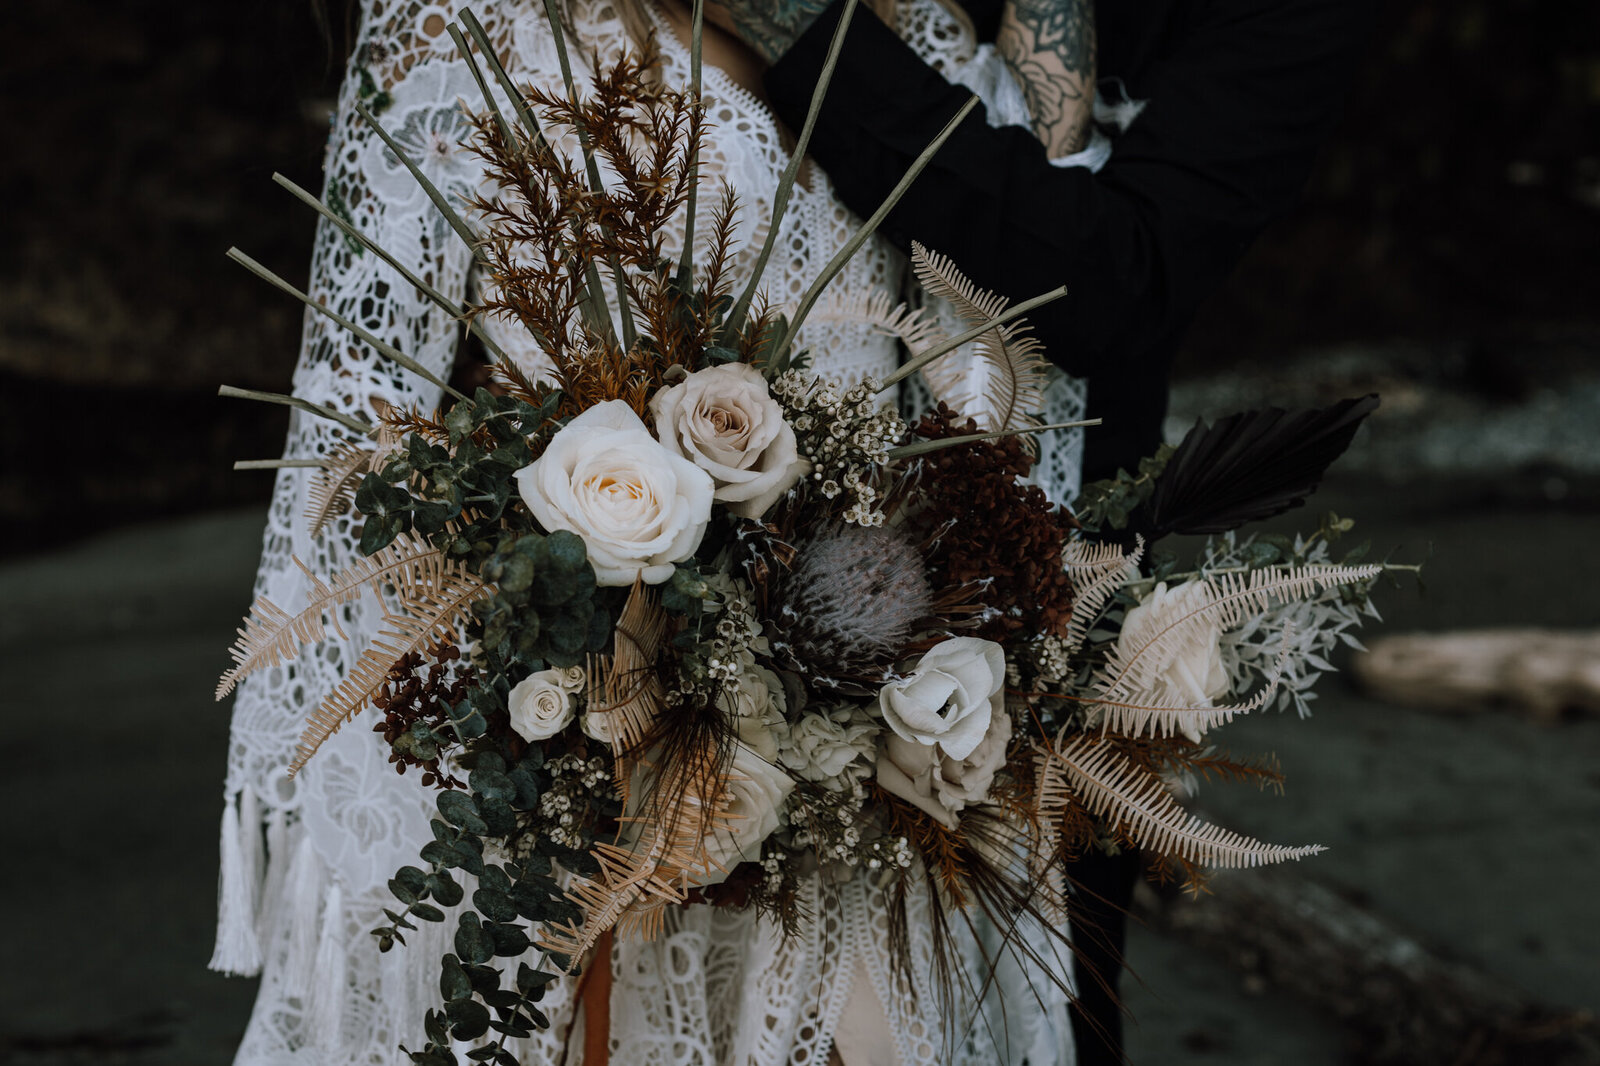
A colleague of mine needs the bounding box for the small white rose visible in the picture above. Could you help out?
[649,363,807,519]
[580,709,616,745]
[1117,580,1231,743]
[878,637,1006,760]
[697,744,795,884]
[934,705,1012,812]
[507,669,578,742]
[514,400,714,586]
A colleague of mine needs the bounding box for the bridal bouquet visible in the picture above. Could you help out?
[218,5,1400,1059]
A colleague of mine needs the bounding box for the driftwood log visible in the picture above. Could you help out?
[1351,630,1600,721]
[1136,866,1600,1066]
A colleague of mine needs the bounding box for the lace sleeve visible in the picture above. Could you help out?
[213,6,502,1061]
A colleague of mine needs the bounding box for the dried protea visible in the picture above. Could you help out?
[766,523,935,691]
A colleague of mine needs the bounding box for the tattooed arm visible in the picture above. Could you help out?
[997,0,1096,156]
[702,0,834,64]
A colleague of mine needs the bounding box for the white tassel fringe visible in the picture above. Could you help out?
[305,882,347,1054]
[208,787,264,975]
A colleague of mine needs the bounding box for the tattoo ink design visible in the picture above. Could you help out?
[998,0,1096,156]
[721,0,834,64]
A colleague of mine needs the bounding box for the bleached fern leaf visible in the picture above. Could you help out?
[912,242,1049,435]
[288,551,492,776]
[215,536,447,700]
[807,289,946,354]
[587,581,670,763]
[1095,564,1381,708]
[304,441,373,538]
[1061,534,1144,653]
[1051,736,1324,868]
[1030,749,1073,924]
[1094,630,1294,739]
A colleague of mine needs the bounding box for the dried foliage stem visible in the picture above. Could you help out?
[217,384,372,436]
[774,97,981,359]
[879,283,1070,390]
[674,0,707,289]
[355,100,484,266]
[233,458,325,470]
[271,173,513,369]
[225,248,467,401]
[888,418,1100,459]
[460,8,548,146]
[723,0,861,336]
[538,0,637,348]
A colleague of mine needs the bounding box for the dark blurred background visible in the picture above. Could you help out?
[2,0,1598,551]
[2,2,1598,1064]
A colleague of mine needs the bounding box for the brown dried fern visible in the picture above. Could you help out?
[288,549,493,776]
[216,536,450,700]
[1049,735,1323,868]
[806,289,945,354]
[305,441,373,538]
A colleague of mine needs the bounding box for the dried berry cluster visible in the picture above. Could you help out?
[373,643,475,789]
[913,405,1077,640]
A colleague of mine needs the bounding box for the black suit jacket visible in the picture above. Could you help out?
[767,0,1375,482]
[765,2,1373,1060]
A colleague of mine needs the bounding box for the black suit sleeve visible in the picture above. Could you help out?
[766,0,1372,473]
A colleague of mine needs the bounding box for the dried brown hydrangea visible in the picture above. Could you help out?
[911,404,1077,641]
[372,643,473,790]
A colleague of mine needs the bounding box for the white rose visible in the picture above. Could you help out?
[649,363,807,519]
[580,709,616,745]
[934,705,1012,811]
[514,400,714,586]
[1117,580,1230,743]
[875,735,955,828]
[779,704,879,786]
[878,637,1006,760]
[507,669,578,741]
[697,744,795,884]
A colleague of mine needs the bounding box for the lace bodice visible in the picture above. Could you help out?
[216,2,1086,1063]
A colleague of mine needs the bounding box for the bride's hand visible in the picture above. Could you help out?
[996,0,1096,156]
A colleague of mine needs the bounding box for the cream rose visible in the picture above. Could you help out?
[934,705,1012,811]
[697,744,795,883]
[515,400,714,586]
[878,637,1006,760]
[649,363,807,519]
[1117,579,1230,742]
[507,669,579,741]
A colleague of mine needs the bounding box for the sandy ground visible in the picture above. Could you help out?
[2,464,1597,1064]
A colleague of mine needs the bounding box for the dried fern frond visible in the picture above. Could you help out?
[216,536,450,700]
[1095,564,1382,708]
[807,289,946,354]
[290,550,493,775]
[912,242,1049,436]
[586,581,670,762]
[305,441,373,538]
[1050,736,1323,868]
[1061,535,1144,653]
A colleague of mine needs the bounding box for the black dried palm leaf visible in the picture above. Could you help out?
[1137,393,1379,539]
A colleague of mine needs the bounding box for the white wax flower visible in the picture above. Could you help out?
[514,400,714,586]
[878,637,1006,760]
[507,669,578,741]
[649,363,807,518]
[1117,579,1230,742]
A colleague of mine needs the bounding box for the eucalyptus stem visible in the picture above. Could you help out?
[878,284,1068,391]
[674,0,707,290]
[774,95,980,359]
[888,418,1101,460]
[233,458,327,470]
[355,101,483,266]
[218,385,372,435]
[227,248,467,401]
[538,0,636,349]
[723,0,860,337]
[272,173,513,369]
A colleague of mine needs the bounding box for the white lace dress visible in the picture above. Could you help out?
[213,2,1090,1063]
